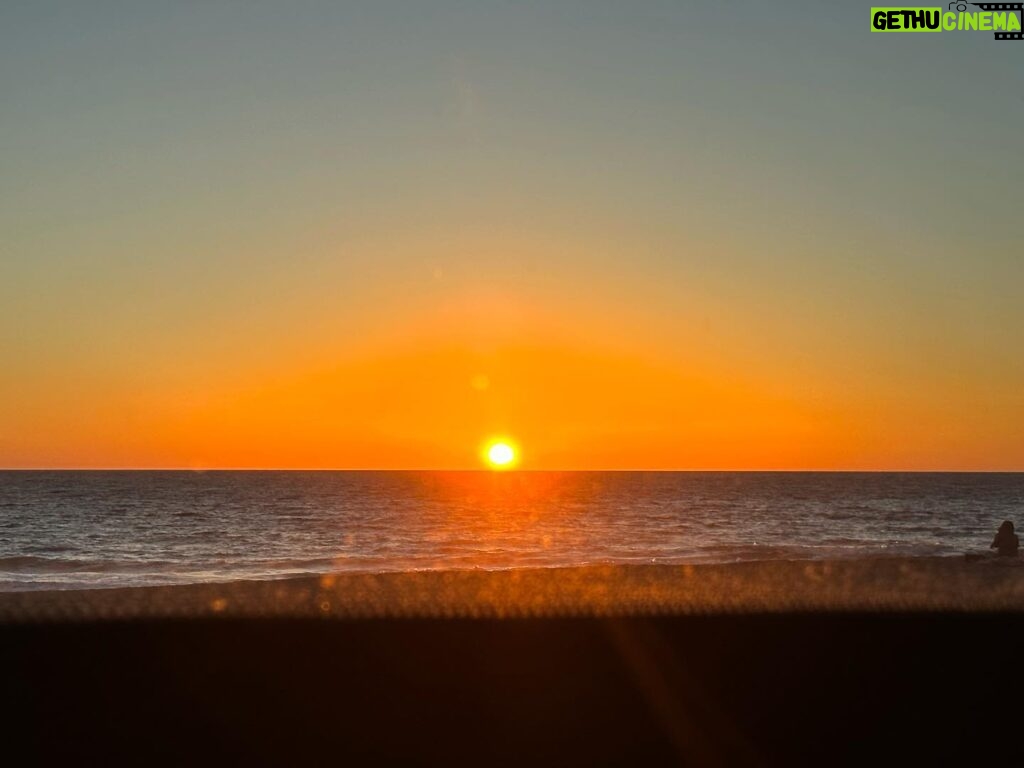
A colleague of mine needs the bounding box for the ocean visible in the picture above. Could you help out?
[1,471,1021,591]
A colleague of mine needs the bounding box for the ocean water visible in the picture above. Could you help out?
[0,471,1022,591]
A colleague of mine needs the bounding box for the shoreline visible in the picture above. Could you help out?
[3,555,1024,620]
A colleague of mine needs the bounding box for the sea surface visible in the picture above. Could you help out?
[1,471,1022,591]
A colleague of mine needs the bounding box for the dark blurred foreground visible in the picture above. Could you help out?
[4,615,1019,766]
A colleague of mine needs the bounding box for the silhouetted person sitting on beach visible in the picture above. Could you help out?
[991,521,1019,558]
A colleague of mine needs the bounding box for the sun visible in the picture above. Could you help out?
[484,440,517,469]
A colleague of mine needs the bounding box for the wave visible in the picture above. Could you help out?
[0,555,185,574]
[0,541,956,579]
[0,556,89,572]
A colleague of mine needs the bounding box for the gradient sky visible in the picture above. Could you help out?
[2,1,1022,469]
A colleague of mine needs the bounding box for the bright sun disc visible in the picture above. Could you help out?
[486,441,516,468]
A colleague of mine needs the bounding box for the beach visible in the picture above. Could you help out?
[8,557,1024,765]
[4,555,1024,622]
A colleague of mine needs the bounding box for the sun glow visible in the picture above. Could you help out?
[485,440,517,469]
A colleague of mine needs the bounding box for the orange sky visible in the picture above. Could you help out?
[2,4,1022,469]
[3,271,1020,469]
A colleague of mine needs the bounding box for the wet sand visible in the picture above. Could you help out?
[3,555,1024,621]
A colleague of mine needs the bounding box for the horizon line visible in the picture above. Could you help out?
[2,467,1022,473]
